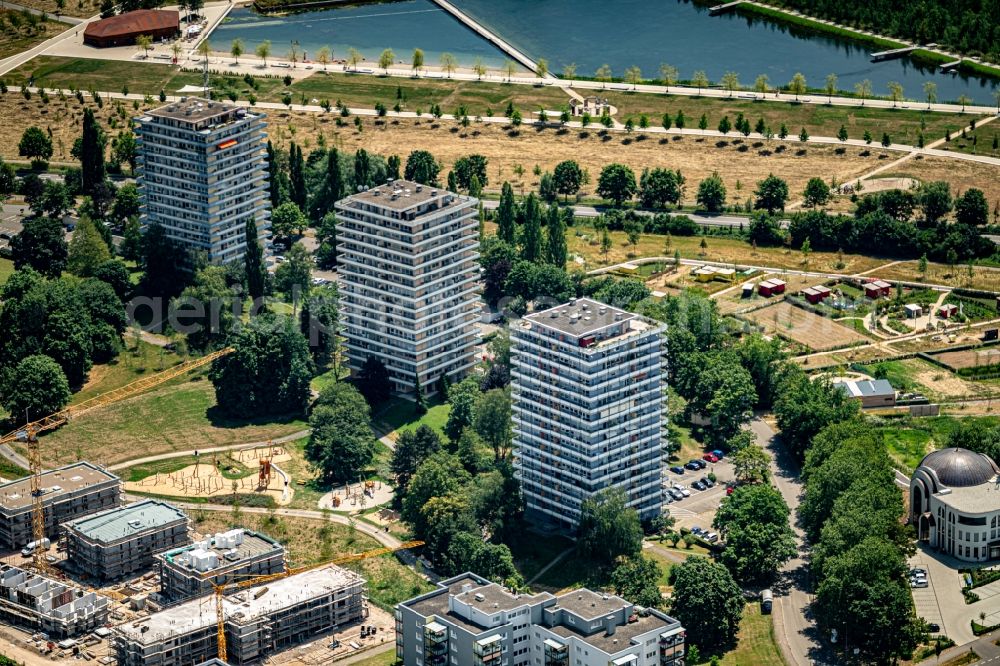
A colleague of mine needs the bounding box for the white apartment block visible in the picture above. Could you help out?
[511,298,667,531]
[396,573,686,666]
[335,180,480,393]
[135,97,270,265]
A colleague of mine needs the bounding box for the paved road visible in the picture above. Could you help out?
[752,417,821,666]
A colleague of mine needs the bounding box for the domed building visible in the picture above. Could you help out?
[911,448,1000,562]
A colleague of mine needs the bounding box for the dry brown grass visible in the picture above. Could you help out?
[747,301,869,351]
[926,348,1000,371]
[875,261,1000,293]
[879,155,1000,212]
[10,0,98,18]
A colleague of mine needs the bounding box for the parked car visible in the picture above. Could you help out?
[21,538,50,558]
[685,461,701,471]
[671,466,685,475]
[703,453,719,463]
[692,480,706,491]
[694,459,708,469]
[673,484,691,497]
[705,532,719,543]
[701,476,715,488]
[927,622,940,633]
[669,488,685,501]
[691,526,704,536]
[910,579,928,588]
[661,491,674,503]
[712,450,725,459]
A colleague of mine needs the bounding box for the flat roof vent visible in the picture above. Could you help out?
[474,593,485,602]
[550,310,559,318]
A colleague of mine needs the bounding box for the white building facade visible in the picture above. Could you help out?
[335,180,480,393]
[511,298,666,531]
[135,98,270,265]
[911,447,1000,562]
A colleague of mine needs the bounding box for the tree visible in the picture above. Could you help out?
[452,155,489,191]
[404,149,440,185]
[255,39,271,66]
[658,62,678,85]
[696,172,726,212]
[0,158,16,203]
[774,367,859,462]
[402,451,471,536]
[11,216,66,278]
[31,181,72,219]
[595,64,612,87]
[788,72,807,100]
[803,177,831,208]
[495,182,516,245]
[271,201,306,242]
[717,115,732,135]
[824,72,838,102]
[378,48,395,74]
[445,376,480,443]
[881,132,892,148]
[753,174,789,214]
[306,383,376,484]
[747,213,784,247]
[713,484,795,584]
[19,126,53,165]
[410,49,424,76]
[314,212,338,270]
[474,388,512,462]
[753,74,769,95]
[683,353,757,445]
[197,38,210,63]
[93,259,132,302]
[552,160,583,201]
[611,557,663,608]
[274,242,312,303]
[919,181,952,223]
[577,487,643,565]
[1,355,70,423]
[854,79,872,106]
[241,218,266,303]
[67,216,111,277]
[545,204,567,267]
[209,314,313,418]
[887,81,903,107]
[955,188,989,226]
[863,129,873,145]
[316,46,331,70]
[227,38,243,64]
[923,81,938,108]
[440,52,457,78]
[670,557,744,649]
[111,130,138,176]
[597,163,637,206]
[300,284,340,369]
[731,444,771,484]
[519,193,544,262]
[691,70,709,94]
[638,169,683,210]
[357,356,392,405]
[624,65,641,90]
[837,124,848,142]
[79,108,106,194]
[799,127,810,142]
[535,58,549,79]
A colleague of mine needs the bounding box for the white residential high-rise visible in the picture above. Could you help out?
[335,180,480,393]
[134,97,270,265]
[512,298,667,531]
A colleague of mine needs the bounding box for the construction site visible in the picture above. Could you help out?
[0,564,110,638]
[113,565,368,666]
[0,462,122,549]
[156,529,286,603]
[62,500,191,583]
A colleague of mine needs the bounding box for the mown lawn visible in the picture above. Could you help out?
[721,603,784,666]
[883,428,933,473]
[71,339,187,405]
[41,375,308,467]
[0,258,14,288]
[7,56,178,93]
[373,395,450,438]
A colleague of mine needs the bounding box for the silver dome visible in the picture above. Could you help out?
[918,448,1000,488]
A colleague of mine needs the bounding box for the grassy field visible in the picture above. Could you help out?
[373,395,450,439]
[348,651,397,666]
[940,123,1000,158]
[6,56,180,93]
[0,258,13,288]
[190,512,434,610]
[72,339,187,404]
[0,12,70,59]
[721,603,785,666]
[40,375,308,466]
[602,91,971,147]
[884,428,933,473]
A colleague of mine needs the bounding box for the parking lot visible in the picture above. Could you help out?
[662,456,735,534]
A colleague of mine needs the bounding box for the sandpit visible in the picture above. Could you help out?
[124,446,295,505]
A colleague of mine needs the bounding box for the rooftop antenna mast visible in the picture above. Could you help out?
[203,55,209,98]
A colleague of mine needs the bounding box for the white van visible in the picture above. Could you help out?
[21,538,51,558]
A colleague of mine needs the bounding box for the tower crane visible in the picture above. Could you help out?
[212,540,424,662]
[0,347,233,575]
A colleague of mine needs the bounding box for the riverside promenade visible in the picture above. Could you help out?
[427,0,552,78]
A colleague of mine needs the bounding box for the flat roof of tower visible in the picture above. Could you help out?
[338,179,473,212]
[523,298,639,338]
[64,500,187,544]
[0,462,118,513]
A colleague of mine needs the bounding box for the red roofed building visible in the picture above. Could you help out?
[84,9,179,48]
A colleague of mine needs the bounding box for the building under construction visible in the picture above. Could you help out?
[0,564,110,638]
[63,500,190,582]
[156,529,285,602]
[112,565,367,666]
[0,462,121,549]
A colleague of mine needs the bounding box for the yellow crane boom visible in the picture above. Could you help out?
[212,540,424,662]
[0,347,233,576]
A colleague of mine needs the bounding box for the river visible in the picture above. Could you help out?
[209,0,998,104]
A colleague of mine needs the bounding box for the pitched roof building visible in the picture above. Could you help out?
[84,9,179,48]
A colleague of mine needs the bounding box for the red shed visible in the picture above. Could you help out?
[84,10,179,48]
[802,287,822,304]
[814,285,832,299]
[769,279,786,294]
[939,303,958,319]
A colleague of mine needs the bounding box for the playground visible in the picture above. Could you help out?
[123,445,295,505]
[319,480,395,517]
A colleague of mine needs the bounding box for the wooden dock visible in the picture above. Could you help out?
[709,1,744,15]
[870,46,917,62]
[940,59,963,71]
